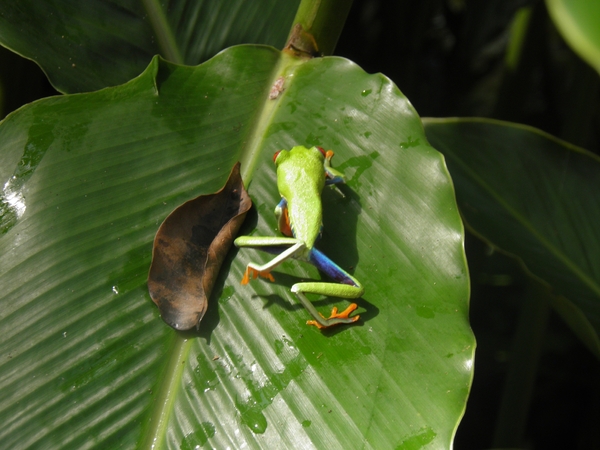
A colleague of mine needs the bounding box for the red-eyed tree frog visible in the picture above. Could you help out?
[234,145,364,329]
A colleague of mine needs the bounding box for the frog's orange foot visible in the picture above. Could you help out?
[241,267,275,285]
[306,303,360,329]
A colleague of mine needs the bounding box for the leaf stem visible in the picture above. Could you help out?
[141,0,184,64]
[287,0,353,56]
[493,4,544,122]
[140,336,191,449]
[492,281,550,447]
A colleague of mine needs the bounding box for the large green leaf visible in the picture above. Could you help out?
[0,0,299,93]
[424,118,600,359]
[546,0,600,74]
[0,47,472,448]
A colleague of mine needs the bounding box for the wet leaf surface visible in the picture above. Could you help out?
[148,162,251,330]
[0,49,472,448]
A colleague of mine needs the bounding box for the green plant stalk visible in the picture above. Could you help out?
[139,336,190,449]
[504,7,533,70]
[288,0,353,56]
[493,4,545,122]
[141,0,184,64]
[239,52,303,182]
[242,0,352,179]
[492,280,550,447]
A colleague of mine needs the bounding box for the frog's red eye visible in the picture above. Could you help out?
[273,150,282,163]
[316,146,327,157]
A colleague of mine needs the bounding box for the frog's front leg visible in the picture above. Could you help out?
[295,247,364,329]
[323,149,346,185]
[234,236,304,284]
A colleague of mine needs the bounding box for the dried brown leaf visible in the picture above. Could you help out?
[148,163,251,330]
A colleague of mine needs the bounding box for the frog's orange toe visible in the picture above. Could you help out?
[241,270,251,285]
[306,303,360,329]
[306,319,323,329]
[331,303,359,319]
[262,272,275,282]
[241,267,274,285]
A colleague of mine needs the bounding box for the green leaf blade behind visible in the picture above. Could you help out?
[424,117,600,357]
[0,0,299,93]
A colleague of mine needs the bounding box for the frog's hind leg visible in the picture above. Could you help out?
[309,248,359,285]
[291,248,364,329]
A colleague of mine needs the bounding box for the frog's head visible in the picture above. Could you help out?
[272,145,328,166]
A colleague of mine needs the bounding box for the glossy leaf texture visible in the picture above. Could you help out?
[0,47,472,449]
[0,0,299,93]
[546,0,600,74]
[424,118,600,359]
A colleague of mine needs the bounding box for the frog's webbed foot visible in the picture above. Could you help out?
[241,266,275,285]
[306,303,359,329]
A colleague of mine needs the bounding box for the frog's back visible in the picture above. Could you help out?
[276,146,326,250]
